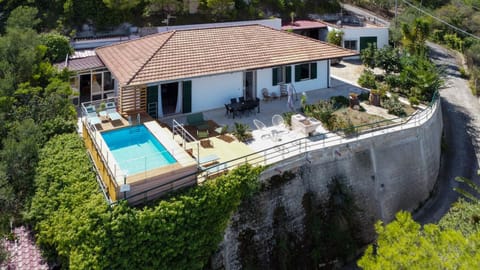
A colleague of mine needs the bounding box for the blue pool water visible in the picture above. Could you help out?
[101,125,176,175]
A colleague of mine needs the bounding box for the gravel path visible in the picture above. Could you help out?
[413,42,480,224]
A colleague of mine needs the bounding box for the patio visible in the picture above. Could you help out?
[162,77,364,154]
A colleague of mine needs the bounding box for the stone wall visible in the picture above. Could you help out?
[211,101,443,269]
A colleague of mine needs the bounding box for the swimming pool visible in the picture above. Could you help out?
[101,125,176,175]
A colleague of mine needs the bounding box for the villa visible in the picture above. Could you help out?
[78,24,357,117]
[78,24,358,205]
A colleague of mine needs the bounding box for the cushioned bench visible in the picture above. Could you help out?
[187,112,209,130]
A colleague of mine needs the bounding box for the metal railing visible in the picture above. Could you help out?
[123,93,440,203]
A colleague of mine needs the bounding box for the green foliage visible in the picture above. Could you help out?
[39,32,73,63]
[382,95,406,117]
[358,91,370,101]
[330,95,349,109]
[375,46,401,74]
[144,0,182,18]
[28,133,262,268]
[1,119,42,202]
[327,30,344,46]
[439,198,480,236]
[401,18,431,56]
[205,0,235,20]
[304,177,362,266]
[304,100,338,131]
[444,33,464,52]
[358,211,480,269]
[408,96,420,106]
[6,6,40,30]
[358,69,377,89]
[282,111,295,127]
[0,7,76,242]
[232,122,252,142]
[361,43,376,69]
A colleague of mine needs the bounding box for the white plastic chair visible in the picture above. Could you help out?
[253,119,271,140]
[272,114,286,129]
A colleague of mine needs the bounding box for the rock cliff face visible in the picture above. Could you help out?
[212,103,443,269]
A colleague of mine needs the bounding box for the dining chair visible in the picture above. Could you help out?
[239,97,245,103]
[230,98,238,104]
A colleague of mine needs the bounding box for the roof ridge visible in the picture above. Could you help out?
[126,31,176,85]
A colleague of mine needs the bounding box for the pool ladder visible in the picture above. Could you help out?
[127,113,142,133]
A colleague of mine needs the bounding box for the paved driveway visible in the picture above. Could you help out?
[413,43,480,224]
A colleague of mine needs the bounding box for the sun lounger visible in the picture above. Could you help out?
[85,105,101,125]
[198,154,219,166]
[106,108,122,121]
[105,102,122,121]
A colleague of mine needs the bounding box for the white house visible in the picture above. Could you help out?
[94,24,357,118]
[323,19,388,56]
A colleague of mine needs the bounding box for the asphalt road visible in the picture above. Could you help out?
[412,42,480,224]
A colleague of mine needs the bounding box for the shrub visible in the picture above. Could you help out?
[233,122,252,142]
[358,69,377,89]
[385,74,401,90]
[408,96,420,106]
[282,111,295,127]
[28,133,262,269]
[358,91,370,101]
[459,68,469,79]
[382,95,406,117]
[330,95,349,109]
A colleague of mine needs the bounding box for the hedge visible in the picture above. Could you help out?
[27,133,262,269]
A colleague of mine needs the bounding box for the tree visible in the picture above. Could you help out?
[144,0,182,18]
[361,43,376,69]
[358,211,480,269]
[327,30,344,47]
[40,32,73,63]
[206,0,235,20]
[374,46,401,74]
[1,119,42,206]
[401,18,431,56]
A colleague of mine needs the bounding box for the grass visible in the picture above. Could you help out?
[333,107,394,132]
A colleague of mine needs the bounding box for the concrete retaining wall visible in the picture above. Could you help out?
[212,101,443,269]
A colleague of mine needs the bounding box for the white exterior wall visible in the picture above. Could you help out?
[191,72,243,112]
[327,25,389,56]
[256,60,329,97]
[292,60,329,93]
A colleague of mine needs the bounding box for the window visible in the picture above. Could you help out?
[103,72,115,91]
[344,40,357,50]
[272,66,292,85]
[294,62,317,82]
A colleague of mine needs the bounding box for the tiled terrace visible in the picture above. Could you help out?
[161,77,366,157]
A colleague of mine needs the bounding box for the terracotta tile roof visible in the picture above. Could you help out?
[96,25,357,87]
[281,20,328,30]
[55,55,105,72]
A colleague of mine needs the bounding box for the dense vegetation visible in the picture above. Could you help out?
[358,211,480,269]
[0,0,342,35]
[26,133,262,269]
[0,6,76,246]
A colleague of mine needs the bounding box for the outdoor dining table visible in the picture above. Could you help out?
[228,99,260,118]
